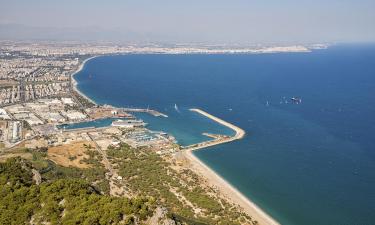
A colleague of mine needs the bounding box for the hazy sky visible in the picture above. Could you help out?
[1,0,374,44]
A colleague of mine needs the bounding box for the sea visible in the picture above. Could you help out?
[74,44,375,225]
[57,118,119,130]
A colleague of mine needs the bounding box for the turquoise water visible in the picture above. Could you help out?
[75,45,375,225]
[58,118,118,130]
[134,110,235,146]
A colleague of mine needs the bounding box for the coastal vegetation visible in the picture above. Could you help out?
[72,89,95,108]
[0,157,155,225]
[108,143,256,225]
[0,142,257,224]
[24,145,110,195]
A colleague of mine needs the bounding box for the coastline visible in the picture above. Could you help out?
[184,109,279,225]
[71,56,99,105]
[184,151,279,225]
[70,57,279,225]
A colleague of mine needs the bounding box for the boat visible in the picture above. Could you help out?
[111,119,147,128]
[291,97,302,104]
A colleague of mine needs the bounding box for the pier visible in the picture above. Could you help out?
[121,108,168,117]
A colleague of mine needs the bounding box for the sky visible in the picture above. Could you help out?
[0,0,374,44]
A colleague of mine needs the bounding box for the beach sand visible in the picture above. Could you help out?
[183,151,279,225]
[185,108,279,225]
[71,56,98,105]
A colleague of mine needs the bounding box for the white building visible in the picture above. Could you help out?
[64,111,87,121]
[0,108,10,120]
[10,121,22,142]
[61,98,74,106]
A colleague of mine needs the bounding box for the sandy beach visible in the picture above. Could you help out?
[185,108,279,225]
[71,56,98,105]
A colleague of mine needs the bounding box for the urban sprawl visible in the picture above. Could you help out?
[0,41,184,154]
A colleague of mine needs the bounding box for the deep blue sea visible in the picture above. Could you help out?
[75,45,375,225]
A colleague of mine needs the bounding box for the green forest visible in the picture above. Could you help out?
[107,144,256,225]
[0,144,257,225]
[0,157,154,225]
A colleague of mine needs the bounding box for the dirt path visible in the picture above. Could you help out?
[87,133,129,197]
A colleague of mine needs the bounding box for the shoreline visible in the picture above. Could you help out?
[184,151,279,225]
[184,109,279,225]
[71,56,99,105]
[70,56,279,225]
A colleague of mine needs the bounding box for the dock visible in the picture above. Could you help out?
[121,108,168,117]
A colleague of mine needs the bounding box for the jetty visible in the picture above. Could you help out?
[182,108,245,151]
